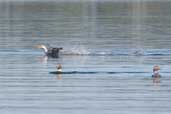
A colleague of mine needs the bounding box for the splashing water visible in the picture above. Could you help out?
[61,45,90,55]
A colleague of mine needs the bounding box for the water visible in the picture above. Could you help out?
[0,1,171,114]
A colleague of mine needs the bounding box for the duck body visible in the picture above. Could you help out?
[56,64,62,73]
[46,47,63,58]
[152,74,161,78]
[152,65,161,78]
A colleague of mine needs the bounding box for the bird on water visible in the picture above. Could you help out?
[56,64,62,73]
[152,65,161,78]
[35,44,63,58]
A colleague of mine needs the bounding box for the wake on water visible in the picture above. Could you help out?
[60,48,171,56]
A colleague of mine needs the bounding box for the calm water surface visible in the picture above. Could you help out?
[0,1,171,114]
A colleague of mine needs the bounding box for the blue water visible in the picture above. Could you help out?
[0,1,171,114]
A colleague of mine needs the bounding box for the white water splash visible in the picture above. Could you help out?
[61,45,90,55]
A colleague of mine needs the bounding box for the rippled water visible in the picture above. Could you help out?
[0,1,171,114]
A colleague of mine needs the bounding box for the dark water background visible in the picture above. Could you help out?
[0,1,171,114]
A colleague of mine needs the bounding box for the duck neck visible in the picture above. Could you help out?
[41,45,48,53]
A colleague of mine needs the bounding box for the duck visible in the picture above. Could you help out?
[152,65,161,78]
[56,64,62,73]
[35,44,63,58]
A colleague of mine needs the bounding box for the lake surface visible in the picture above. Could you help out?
[0,1,171,114]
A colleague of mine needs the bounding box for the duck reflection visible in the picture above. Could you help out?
[57,74,62,80]
[153,77,161,86]
[37,55,48,63]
